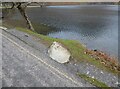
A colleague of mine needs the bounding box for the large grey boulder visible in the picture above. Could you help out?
[48,41,71,63]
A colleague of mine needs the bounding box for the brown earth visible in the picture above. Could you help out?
[85,49,120,72]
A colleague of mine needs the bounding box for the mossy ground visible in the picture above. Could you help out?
[77,73,110,88]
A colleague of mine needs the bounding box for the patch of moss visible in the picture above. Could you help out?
[77,73,110,88]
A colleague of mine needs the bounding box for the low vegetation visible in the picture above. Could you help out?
[77,73,109,88]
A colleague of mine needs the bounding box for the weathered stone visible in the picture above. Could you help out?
[0,26,7,30]
[48,41,71,63]
[86,71,90,75]
[24,34,29,37]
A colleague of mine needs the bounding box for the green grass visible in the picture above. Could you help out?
[14,27,119,74]
[77,73,110,88]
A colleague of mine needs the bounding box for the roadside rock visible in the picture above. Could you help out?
[48,41,71,63]
[24,33,29,37]
[0,26,7,30]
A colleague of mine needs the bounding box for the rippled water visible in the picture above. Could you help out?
[11,5,119,57]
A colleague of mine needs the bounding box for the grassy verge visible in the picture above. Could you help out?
[12,27,119,74]
[77,73,110,88]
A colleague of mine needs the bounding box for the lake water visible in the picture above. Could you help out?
[9,5,119,58]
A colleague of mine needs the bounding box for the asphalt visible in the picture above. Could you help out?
[1,28,93,87]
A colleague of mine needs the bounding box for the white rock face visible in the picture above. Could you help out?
[0,26,7,30]
[48,41,71,63]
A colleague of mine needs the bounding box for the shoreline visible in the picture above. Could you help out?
[0,4,118,9]
[3,19,118,59]
[3,19,120,74]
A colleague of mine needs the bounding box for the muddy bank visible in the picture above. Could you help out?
[85,49,120,72]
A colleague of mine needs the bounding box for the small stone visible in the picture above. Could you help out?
[84,52,87,54]
[114,76,116,79]
[115,82,119,85]
[92,76,94,79]
[24,34,29,37]
[101,71,104,74]
[86,71,89,74]
[0,26,7,30]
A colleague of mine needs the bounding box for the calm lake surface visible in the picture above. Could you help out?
[12,5,119,57]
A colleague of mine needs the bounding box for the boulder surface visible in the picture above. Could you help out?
[48,41,71,63]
